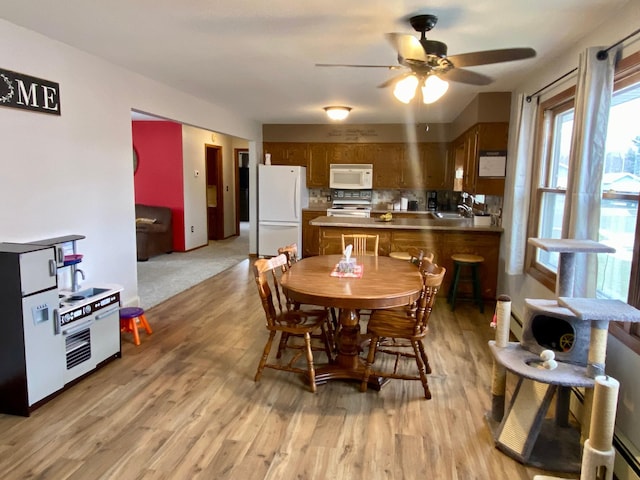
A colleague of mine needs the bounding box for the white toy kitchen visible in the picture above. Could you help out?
[0,235,122,416]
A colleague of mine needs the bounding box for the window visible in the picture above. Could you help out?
[527,51,640,352]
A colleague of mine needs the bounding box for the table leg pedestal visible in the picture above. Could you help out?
[313,308,385,389]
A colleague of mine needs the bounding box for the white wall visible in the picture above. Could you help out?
[499,0,640,472]
[0,19,261,306]
[181,125,249,249]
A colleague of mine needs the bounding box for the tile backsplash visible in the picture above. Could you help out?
[309,188,503,217]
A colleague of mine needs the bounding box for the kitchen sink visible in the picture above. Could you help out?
[428,212,465,219]
[62,287,110,303]
[75,287,110,298]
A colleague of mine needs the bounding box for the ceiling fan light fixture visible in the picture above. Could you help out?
[393,74,419,104]
[324,106,351,121]
[421,75,449,104]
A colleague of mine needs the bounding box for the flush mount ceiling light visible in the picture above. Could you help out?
[324,106,351,121]
[393,74,449,105]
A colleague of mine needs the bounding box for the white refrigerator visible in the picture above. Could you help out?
[258,164,308,257]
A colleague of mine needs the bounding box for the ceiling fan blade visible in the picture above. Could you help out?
[442,68,493,86]
[447,47,536,67]
[315,63,399,69]
[377,72,410,89]
[385,33,427,62]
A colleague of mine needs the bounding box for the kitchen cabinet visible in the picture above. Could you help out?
[439,231,500,299]
[329,143,366,164]
[475,123,509,195]
[369,143,449,189]
[369,144,404,188]
[452,123,508,195]
[263,142,309,166]
[320,227,393,257]
[302,210,324,257]
[263,140,458,190]
[422,142,451,189]
[307,144,331,187]
[312,220,502,299]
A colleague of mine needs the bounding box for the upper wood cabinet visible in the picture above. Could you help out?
[475,123,509,196]
[328,144,366,164]
[307,144,331,187]
[422,142,450,190]
[263,142,308,166]
[452,123,508,195]
[369,144,404,188]
[262,140,458,191]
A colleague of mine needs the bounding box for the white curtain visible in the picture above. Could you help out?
[562,46,618,297]
[504,93,537,275]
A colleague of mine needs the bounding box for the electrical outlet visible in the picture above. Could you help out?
[191,226,194,233]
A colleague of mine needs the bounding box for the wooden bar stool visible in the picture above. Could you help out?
[389,251,412,261]
[120,307,152,346]
[447,254,484,312]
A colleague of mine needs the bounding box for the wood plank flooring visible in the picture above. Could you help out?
[0,259,578,480]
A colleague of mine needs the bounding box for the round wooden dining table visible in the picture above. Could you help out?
[281,254,422,388]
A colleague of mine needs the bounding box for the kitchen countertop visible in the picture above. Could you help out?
[371,209,433,214]
[309,215,503,232]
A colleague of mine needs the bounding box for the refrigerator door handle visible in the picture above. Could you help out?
[294,174,300,220]
[49,259,57,277]
[53,308,61,335]
[259,221,298,227]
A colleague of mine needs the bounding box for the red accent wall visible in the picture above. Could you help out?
[132,121,185,251]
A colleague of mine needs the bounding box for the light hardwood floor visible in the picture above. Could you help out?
[0,259,578,480]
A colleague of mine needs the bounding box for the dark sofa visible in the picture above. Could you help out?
[135,204,173,261]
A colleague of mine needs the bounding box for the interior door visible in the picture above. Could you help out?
[206,145,224,240]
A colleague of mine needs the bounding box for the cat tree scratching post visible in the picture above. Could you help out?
[487,238,637,473]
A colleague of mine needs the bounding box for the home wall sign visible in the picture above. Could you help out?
[0,68,61,115]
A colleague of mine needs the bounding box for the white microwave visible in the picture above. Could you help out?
[329,164,373,189]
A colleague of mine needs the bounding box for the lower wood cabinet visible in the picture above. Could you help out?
[302,210,324,257]
[319,228,393,257]
[317,226,501,299]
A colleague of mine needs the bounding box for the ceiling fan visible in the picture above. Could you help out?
[316,14,536,104]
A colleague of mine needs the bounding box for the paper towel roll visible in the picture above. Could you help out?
[589,375,620,452]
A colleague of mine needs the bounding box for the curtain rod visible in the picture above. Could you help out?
[526,26,640,103]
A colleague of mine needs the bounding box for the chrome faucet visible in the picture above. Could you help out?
[457,203,474,217]
[72,267,85,293]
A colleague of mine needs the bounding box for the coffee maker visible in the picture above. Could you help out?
[427,191,438,210]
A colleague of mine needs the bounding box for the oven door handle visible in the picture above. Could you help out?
[54,309,61,335]
[62,319,93,336]
[95,306,120,321]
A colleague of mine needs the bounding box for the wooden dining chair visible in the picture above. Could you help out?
[361,261,446,399]
[341,234,379,256]
[406,247,435,268]
[253,254,333,393]
[275,243,336,358]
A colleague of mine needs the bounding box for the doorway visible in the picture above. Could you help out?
[206,145,224,240]
[236,149,249,224]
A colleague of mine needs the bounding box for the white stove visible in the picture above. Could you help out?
[327,189,372,218]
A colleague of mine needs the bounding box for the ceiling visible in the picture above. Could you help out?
[1,0,631,125]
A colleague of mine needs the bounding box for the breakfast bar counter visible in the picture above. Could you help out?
[310,215,503,300]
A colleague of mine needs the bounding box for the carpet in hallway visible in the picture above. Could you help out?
[137,224,249,309]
